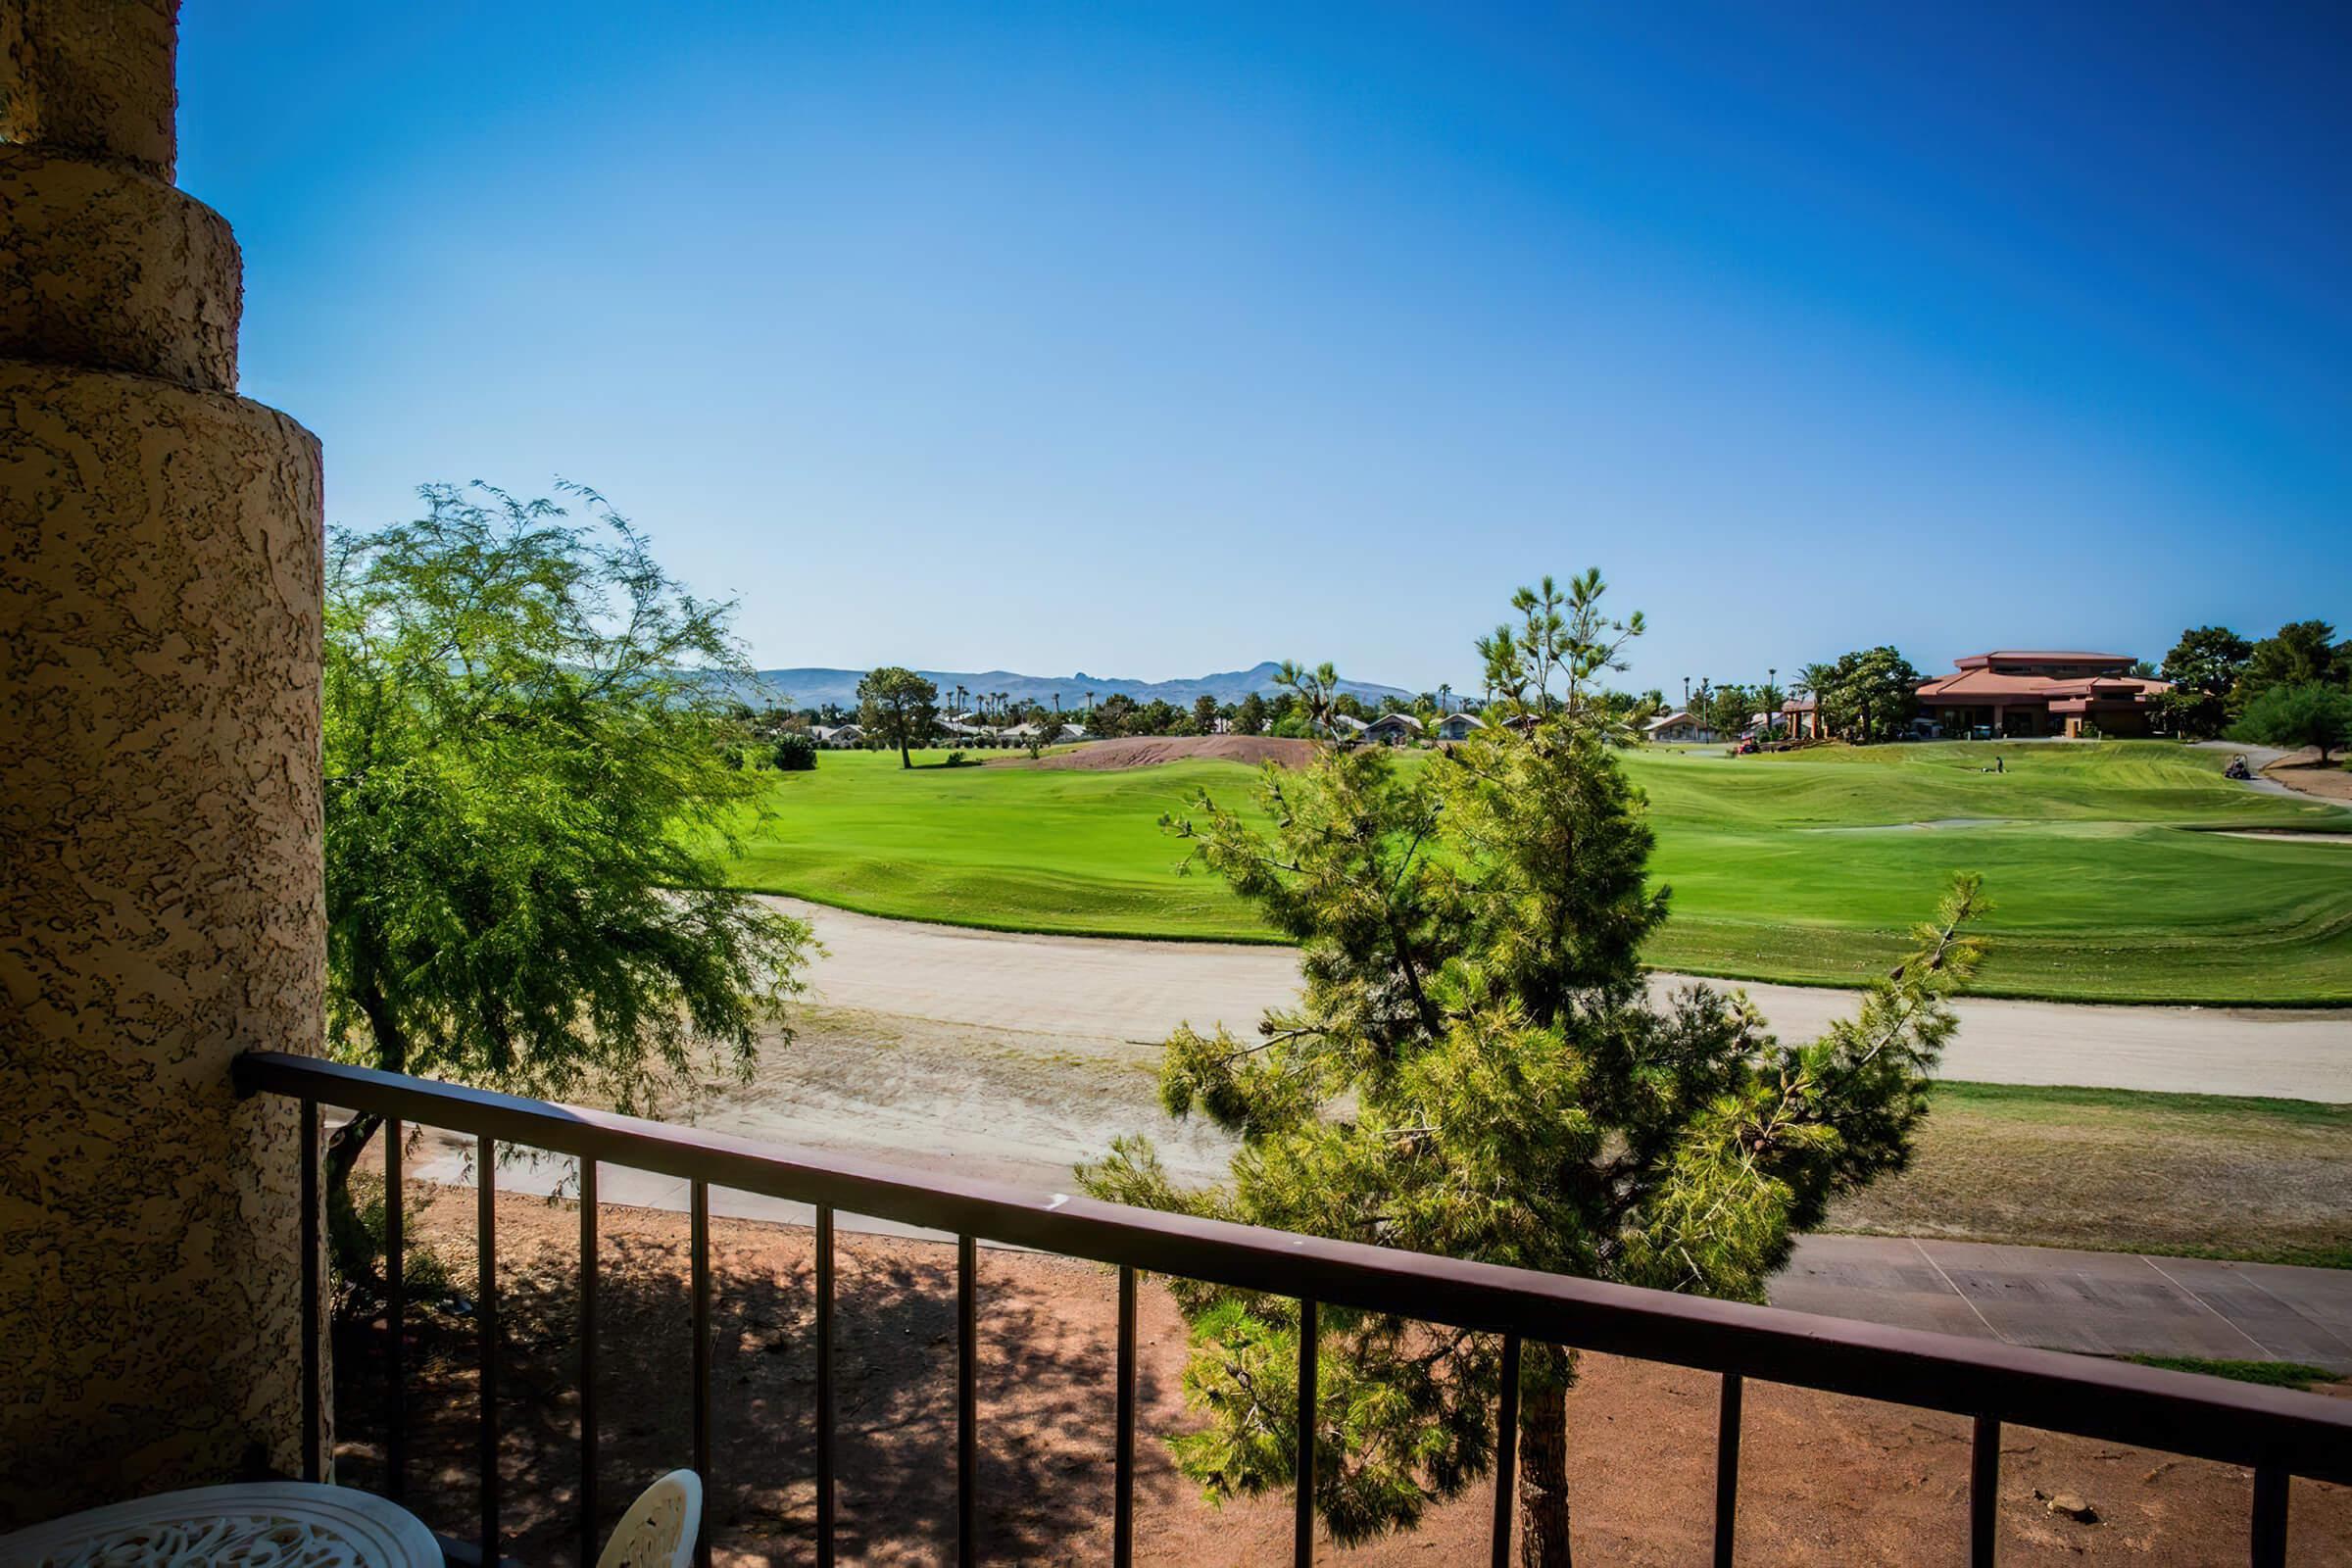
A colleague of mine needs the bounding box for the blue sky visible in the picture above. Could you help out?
[179,1,2349,696]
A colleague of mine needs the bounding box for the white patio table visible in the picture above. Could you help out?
[0,1481,440,1567]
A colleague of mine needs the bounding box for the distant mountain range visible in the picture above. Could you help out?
[749,662,1414,710]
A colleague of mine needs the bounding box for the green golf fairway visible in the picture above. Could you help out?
[721,742,2352,1004]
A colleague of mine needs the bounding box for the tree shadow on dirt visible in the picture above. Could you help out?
[333,1207,1176,1565]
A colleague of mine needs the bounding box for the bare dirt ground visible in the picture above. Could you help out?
[2265,749,2352,805]
[998,735,1320,770]
[338,1190,2352,1566]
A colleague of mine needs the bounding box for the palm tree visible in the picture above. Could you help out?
[1793,662,1837,741]
[1273,661,1343,736]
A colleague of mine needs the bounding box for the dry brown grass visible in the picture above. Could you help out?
[1830,1083,2352,1266]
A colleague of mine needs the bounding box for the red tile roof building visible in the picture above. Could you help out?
[1916,651,2169,737]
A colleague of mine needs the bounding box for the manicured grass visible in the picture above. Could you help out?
[1633,743,2352,1002]
[725,752,1273,942]
[2126,1356,2343,1390]
[721,741,2352,1004]
[1826,1082,2352,1268]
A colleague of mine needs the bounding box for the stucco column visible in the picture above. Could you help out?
[0,0,325,1522]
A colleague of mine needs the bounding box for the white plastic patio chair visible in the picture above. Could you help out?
[595,1469,703,1568]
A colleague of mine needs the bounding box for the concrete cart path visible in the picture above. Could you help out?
[1777,1236,2352,1372]
[768,898,2352,1102]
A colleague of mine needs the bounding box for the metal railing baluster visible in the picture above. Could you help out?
[958,1233,978,1567]
[1713,1371,1743,1567]
[1295,1299,1318,1568]
[300,1101,321,1484]
[477,1134,499,1564]
[1970,1415,1998,1567]
[1490,1334,1521,1568]
[579,1157,599,1567]
[2251,1463,2288,1568]
[816,1205,837,1567]
[385,1115,405,1502]
[1115,1265,1137,1568]
[691,1180,713,1568]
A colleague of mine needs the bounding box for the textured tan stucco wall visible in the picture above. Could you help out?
[0,363,325,1520]
[0,0,329,1525]
[0,145,243,390]
[0,0,179,177]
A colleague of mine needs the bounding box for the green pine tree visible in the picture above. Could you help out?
[1081,571,1985,1565]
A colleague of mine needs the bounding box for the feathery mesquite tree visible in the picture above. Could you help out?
[1081,571,1985,1565]
[323,483,810,1287]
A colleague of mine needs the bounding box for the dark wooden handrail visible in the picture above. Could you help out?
[239,1049,2351,1564]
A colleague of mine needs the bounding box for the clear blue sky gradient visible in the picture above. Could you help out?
[178,1,2350,696]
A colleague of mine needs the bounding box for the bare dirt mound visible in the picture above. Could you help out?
[1000,734,1319,771]
[2262,749,2352,804]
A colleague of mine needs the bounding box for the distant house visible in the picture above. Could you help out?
[1643,710,1720,745]
[1434,711,1485,742]
[1362,712,1424,746]
[1324,713,1371,740]
[809,723,863,748]
[1915,651,2169,738]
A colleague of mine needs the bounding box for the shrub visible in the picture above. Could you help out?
[2232,682,2352,763]
[336,1170,453,1304]
[771,732,817,771]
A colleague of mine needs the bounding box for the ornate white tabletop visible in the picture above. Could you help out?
[0,1481,441,1568]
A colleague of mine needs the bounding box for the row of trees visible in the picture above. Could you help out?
[2157,620,2352,760]
[1659,650,1924,746]
[769,616,2352,771]
[853,645,1932,760]
[782,623,2352,772]
[842,671,1514,764]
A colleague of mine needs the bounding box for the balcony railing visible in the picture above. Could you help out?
[234,1051,2352,1567]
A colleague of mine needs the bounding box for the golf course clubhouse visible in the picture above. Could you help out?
[1917,650,2169,737]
